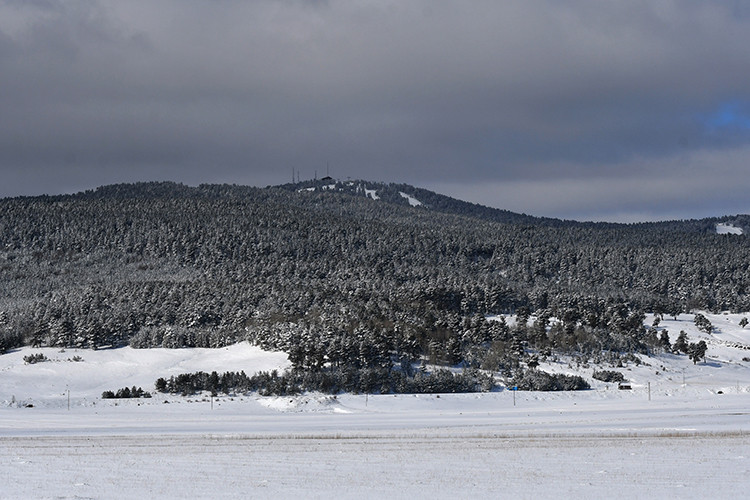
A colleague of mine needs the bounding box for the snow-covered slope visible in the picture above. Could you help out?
[2,313,749,411]
[3,314,750,442]
[1,342,290,408]
[2,314,750,498]
[297,181,430,208]
[399,191,423,206]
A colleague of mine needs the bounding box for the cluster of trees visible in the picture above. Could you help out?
[591,370,625,383]
[512,370,590,391]
[155,367,495,396]
[0,312,23,354]
[670,331,708,364]
[0,180,746,391]
[101,387,152,399]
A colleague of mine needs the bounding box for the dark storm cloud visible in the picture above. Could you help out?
[1,0,749,220]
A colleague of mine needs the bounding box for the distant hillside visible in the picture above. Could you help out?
[276,179,564,227]
[1,180,749,391]
[55,179,750,234]
[276,178,750,234]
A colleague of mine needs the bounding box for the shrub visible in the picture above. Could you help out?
[23,352,49,364]
[513,369,590,391]
[592,370,625,383]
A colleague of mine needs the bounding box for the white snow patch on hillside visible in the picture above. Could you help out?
[364,188,379,200]
[716,222,743,235]
[400,191,422,206]
[486,313,513,327]
[645,312,750,348]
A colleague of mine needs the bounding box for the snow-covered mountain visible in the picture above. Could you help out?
[2,181,750,497]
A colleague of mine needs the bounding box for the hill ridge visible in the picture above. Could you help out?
[30,179,750,233]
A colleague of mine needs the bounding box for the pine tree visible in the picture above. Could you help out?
[688,340,708,364]
[673,331,689,354]
[693,313,713,334]
[659,330,671,351]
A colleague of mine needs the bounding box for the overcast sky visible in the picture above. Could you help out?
[1,0,749,221]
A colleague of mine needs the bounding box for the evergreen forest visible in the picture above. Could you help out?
[1,180,748,393]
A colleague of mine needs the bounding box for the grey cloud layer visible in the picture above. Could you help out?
[1,0,749,220]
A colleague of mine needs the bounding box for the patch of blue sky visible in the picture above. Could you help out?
[704,100,750,132]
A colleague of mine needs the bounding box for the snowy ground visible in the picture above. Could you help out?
[2,313,750,498]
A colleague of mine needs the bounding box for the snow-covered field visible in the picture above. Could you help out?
[2,313,750,498]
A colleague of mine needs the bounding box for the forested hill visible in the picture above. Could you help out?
[61,179,750,232]
[275,179,750,233]
[1,181,749,371]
